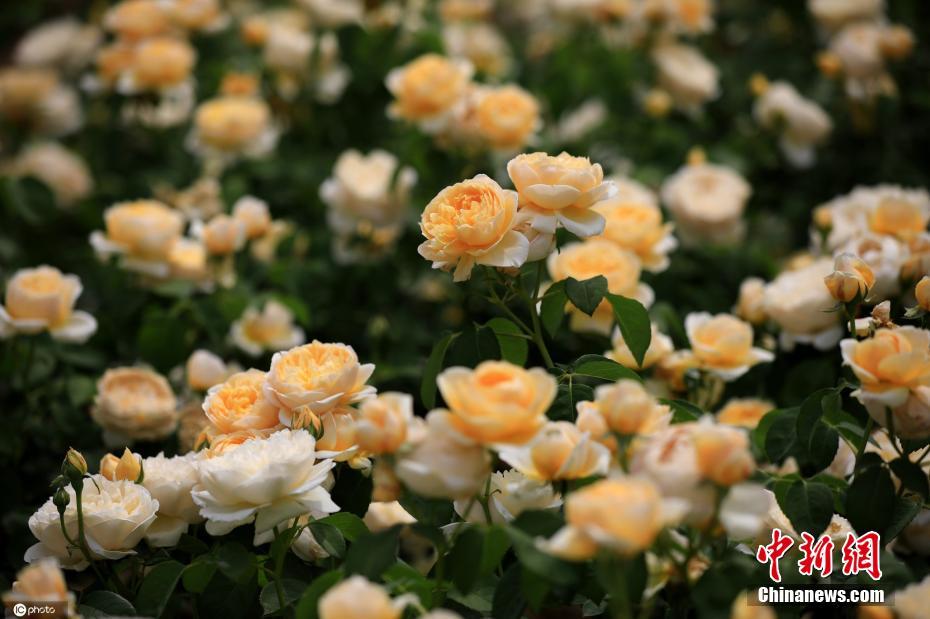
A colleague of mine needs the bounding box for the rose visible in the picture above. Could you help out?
[418,174,528,281]
[473,85,540,151]
[442,22,511,78]
[716,398,774,429]
[734,277,767,325]
[542,478,667,561]
[25,475,159,569]
[321,150,416,227]
[141,452,204,547]
[265,341,375,424]
[92,367,178,443]
[548,239,654,335]
[841,327,930,438]
[651,43,719,112]
[186,349,229,391]
[917,276,930,311]
[576,379,671,436]
[808,0,882,30]
[99,448,142,482]
[318,576,410,619]
[691,422,755,486]
[103,0,171,41]
[202,369,280,437]
[126,37,195,92]
[14,18,101,72]
[192,429,338,540]
[660,161,751,246]
[453,469,561,524]
[232,196,271,239]
[168,0,226,31]
[385,53,473,132]
[3,559,76,612]
[92,199,184,271]
[10,142,93,207]
[315,410,364,465]
[753,80,832,168]
[395,410,491,499]
[192,96,277,156]
[824,252,876,302]
[0,266,96,343]
[201,214,246,255]
[437,361,555,445]
[507,151,612,238]
[592,178,677,272]
[762,257,844,350]
[354,392,413,455]
[230,300,305,357]
[497,421,610,482]
[685,312,773,380]
[606,322,674,369]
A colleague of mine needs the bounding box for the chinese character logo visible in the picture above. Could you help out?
[756,529,882,582]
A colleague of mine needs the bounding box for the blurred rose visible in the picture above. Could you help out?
[497,420,610,482]
[0,265,96,343]
[230,300,305,357]
[386,53,473,132]
[141,452,204,547]
[355,392,413,455]
[92,367,178,443]
[661,162,750,246]
[685,312,773,380]
[454,469,562,524]
[606,322,674,369]
[763,257,843,350]
[186,349,229,391]
[651,43,719,112]
[716,398,774,429]
[9,142,93,207]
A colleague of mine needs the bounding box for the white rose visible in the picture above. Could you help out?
[363,501,416,531]
[230,300,305,357]
[25,475,159,570]
[395,410,491,500]
[14,18,101,72]
[754,81,832,168]
[142,452,204,547]
[837,234,906,301]
[651,43,719,113]
[0,265,97,343]
[661,162,751,246]
[10,142,93,207]
[232,195,271,239]
[808,0,883,30]
[92,367,179,444]
[186,349,229,391]
[192,429,338,541]
[297,0,364,27]
[453,469,562,524]
[762,257,843,351]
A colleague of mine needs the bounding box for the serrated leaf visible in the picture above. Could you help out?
[606,293,651,368]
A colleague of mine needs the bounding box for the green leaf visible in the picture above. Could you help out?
[890,458,930,500]
[521,568,550,611]
[885,495,923,541]
[777,480,834,537]
[318,512,369,542]
[294,570,342,619]
[80,591,136,617]
[308,521,347,558]
[661,399,702,423]
[487,317,528,365]
[540,281,567,338]
[448,525,485,594]
[399,491,455,527]
[764,408,800,462]
[383,562,434,607]
[595,554,648,617]
[491,565,526,619]
[506,526,578,586]
[606,293,651,368]
[344,526,401,579]
[182,560,217,594]
[572,354,641,383]
[480,526,512,576]
[260,579,306,615]
[548,382,594,422]
[134,560,185,618]
[565,276,608,316]
[215,542,256,584]
[329,466,373,517]
[846,465,896,536]
[421,332,456,409]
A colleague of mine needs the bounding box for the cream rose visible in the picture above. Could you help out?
[142,452,204,547]
[507,151,613,238]
[92,367,179,443]
[418,174,528,281]
[203,369,281,434]
[192,429,338,540]
[685,312,773,380]
[716,398,774,429]
[497,421,610,482]
[762,257,844,350]
[808,0,882,30]
[104,0,171,41]
[454,469,562,524]
[606,322,674,369]
[10,142,93,207]
[548,239,654,336]
[753,80,832,168]
[191,96,277,157]
[661,162,751,246]
[230,300,305,357]
[651,43,719,113]
[186,349,229,391]
[385,53,473,132]
[576,379,671,436]
[354,392,413,455]
[592,178,677,272]
[14,18,101,72]
[542,478,667,561]
[437,361,555,445]
[124,37,196,92]
[264,341,375,425]
[824,252,875,302]
[0,266,97,343]
[25,475,159,569]
[91,200,184,275]
[3,559,76,614]
[395,410,491,499]
[232,196,271,239]
[734,277,767,325]
[473,85,541,151]
[201,214,246,256]
[318,575,410,619]
[315,410,363,464]
[841,327,930,438]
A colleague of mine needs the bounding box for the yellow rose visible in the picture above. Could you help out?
[386,53,472,130]
[169,0,225,31]
[824,253,875,302]
[193,96,274,154]
[660,161,750,246]
[592,179,677,272]
[691,423,754,486]
[548,239,654,335]
[879,25,916,61]
[577,380,671,436]
[129,37,196,91]
[202,214,246,255]
[841,327,930,438]
[104,0,171,41]
[507,152,611,238]
[685,312,773,380]
[0,67,57,120]
[655,350,701,392]
[474,85,540,151]
[0,266,96,342]
[220,72,260,97]
[11,142,93,207]
[186,349,229,391]
[203,428,276,457]
[869,196,928,241]
[315,409,362,463]
[543,478,665,561]
[916,276,930,311]
[3,559,76,613]
[716,398,774,429]
[498,420,610,481]
[230,300,305,357]
[734,277,767,325]
[167,238,208,281]
[92,367,179,443]
[354,392,413,455]
[232,196,271,239]
[203,369,281,435]
[418,174,528,281]
[318,576,407,619]
[265,340,376,419]
[99,448,143,482]
[96,43,135,86]
[437,361,555,445]
[606,323,674,369]
[98,199,184,262]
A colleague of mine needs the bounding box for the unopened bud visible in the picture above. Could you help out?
[824,253,874,303]
[63,448,87,480]
[100,448,143,482]
[916,276,930,312]
[53,487,70,513]
[749,73,769,97]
